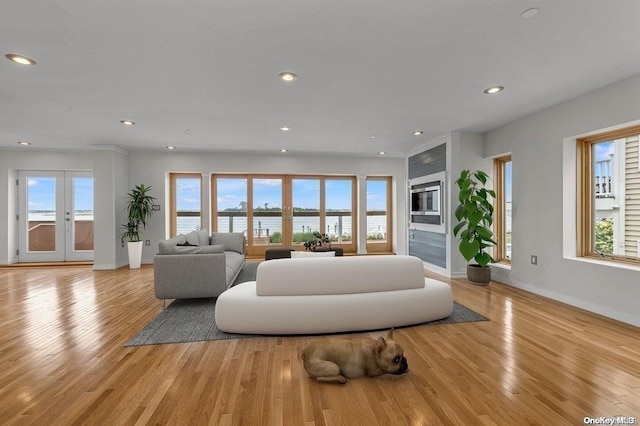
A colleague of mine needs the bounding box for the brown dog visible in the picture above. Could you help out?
[301,329,408,384]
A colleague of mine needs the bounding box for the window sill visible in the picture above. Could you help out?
[564,255,640,272]
[491,262,511,271]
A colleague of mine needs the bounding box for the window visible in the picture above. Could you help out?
[366,177,392,253]
[577,124,640,265]
[494,156,512,263]
[325,178,354,245]
[211,174,358,256]
[170,174,202,236]
[213,176,248,234]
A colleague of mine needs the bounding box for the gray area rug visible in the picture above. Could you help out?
[126,262,488,347]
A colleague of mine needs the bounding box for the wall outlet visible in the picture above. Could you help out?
[145,240,150,246]
[531,255,538,265]
[152,204,161,211]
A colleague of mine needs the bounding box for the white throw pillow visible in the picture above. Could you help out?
[290,251,335,258]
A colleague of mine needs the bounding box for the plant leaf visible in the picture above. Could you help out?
[476,226,494,240]
[459,239,479,261]
[453,221,466,236]
[475,252,492,267]
[459,188,472,203]
[468,210,484,225]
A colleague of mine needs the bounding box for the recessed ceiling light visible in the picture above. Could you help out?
[280,149,288,153]
[120,120,135,126]
[17,141,31,146]
[280,127,290,131]
[413,131,424,136]
[521,8,539,19]
[278,72,297,82]
[484,86,504,94]
[378,151,386,155]
[5,53,36,65]
[166,146,176,150]
[369,135,376,139]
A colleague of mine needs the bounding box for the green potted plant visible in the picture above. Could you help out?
[453,170,496,285]
[303,231,331,251]
[120,184,155,269]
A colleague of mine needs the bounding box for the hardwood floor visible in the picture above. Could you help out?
[0,265,638,425]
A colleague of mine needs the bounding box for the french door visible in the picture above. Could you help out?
[213,175,356,257]
[18,171,94,262]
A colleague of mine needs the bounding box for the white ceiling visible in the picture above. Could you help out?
[2,1,640,158]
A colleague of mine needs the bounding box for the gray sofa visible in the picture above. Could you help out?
[153,229,245,300]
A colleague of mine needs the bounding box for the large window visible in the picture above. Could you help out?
[577,124,640,265]
[494,156,512,263]
[170,174,202,236]
[366,177,392,253]
[211,174,358,256]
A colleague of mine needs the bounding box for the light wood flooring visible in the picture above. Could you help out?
[0,264,638,425]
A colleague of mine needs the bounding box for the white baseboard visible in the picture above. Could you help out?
[505,278,640,328]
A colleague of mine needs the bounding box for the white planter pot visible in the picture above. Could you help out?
[127,241,143,269]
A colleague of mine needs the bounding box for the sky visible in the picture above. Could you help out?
[27,176,93,211]
[595,141,614,162]
[209,178,388,212]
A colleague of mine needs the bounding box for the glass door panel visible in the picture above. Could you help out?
[215,177,248,234]
[252,178,283,247]
[325,179,353,247]
[366,177,392,253]
[291,178,320,246]
[69,175,94,255]
[24,175,60,256]
[174,175,202,234]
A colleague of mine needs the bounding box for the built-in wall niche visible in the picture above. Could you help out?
[407,142,448,269]
[409,171,445,234]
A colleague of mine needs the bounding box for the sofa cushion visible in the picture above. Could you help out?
[158,234,187,254]
[256,255,426,296]
[162,244,225,255]
[185,230,200,246]
[290,251,335,258]
[224,251,245,285]
[211,232,245,254]
[197,228,210,246]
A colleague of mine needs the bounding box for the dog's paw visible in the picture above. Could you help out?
[317,375,348,384]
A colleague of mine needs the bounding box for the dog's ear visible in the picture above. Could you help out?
[386,328,394,340]
[376,336,387,353]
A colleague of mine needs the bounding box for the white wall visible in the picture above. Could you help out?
[126,151,407,264]
[484,73,640,327]
[92,147,129,269]
[0,149,405,267]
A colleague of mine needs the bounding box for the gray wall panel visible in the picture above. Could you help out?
[408,143,446,179]
[409,229,446,268]
[408,143,447,268]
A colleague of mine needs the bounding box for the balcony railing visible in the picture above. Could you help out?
[595,159,613,198]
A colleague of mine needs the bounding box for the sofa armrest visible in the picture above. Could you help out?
[154,253,227,299]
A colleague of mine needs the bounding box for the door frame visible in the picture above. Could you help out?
[18,170,94,263]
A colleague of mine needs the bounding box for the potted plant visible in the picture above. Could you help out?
[453,170,496,285]
[120,184,155,269]
[303,231,331,251]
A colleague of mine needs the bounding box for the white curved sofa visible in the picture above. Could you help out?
[215,255,454,335]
